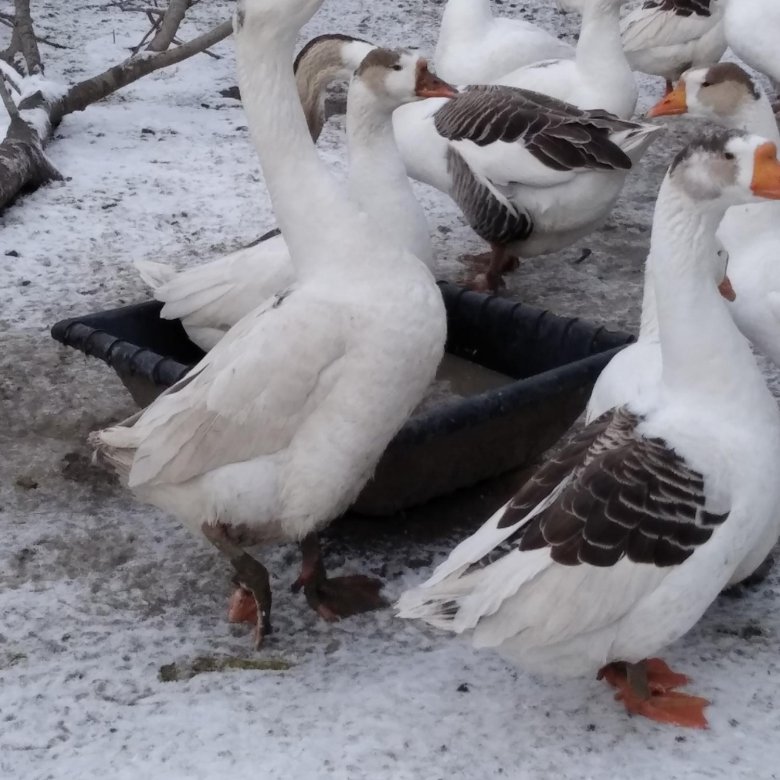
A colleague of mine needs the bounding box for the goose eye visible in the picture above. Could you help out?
[392,65,402,71]
[701,81,711,88]
[723,152,735,160]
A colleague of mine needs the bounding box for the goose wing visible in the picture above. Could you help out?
[398,407,730,646]
[434,85,634,188]
[94,288,348,489]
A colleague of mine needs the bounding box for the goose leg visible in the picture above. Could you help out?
[467,244,520,292]
[598,659,709,729]
[201,521,273,649]
[291,533,387,621]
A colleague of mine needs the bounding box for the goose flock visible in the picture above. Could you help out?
[83,0,780,731]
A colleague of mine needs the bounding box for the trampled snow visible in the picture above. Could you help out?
[1,1,779,778]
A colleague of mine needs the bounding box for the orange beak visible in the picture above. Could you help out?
[647,82,688,118]
[750,142,780,199]
[415,59,459,99]
[718,275,736,302]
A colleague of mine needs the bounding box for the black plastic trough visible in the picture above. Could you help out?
[51,281,633,514]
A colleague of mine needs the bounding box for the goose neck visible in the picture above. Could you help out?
[649,179,764,401]
[576,1,629,82]
[235,13,366,279]
[346,83,433,265]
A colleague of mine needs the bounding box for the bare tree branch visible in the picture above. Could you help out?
[0,75,19,119]
[13,0,43,75]
[60,19,231,116]
[0,17,231,211]
[147,0,191,52]
[0,12,69,49]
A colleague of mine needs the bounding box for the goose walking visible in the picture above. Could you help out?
[398,131,780,728]
[91,0,449,646]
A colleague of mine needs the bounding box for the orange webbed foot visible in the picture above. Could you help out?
[644,657,691,693]
[622,689,710,730]
[599,659,709,729]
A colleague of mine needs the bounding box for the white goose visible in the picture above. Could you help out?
[620,0,726,96]
[494,0,638,120]
[724,0,780,89]
[393,85,662,290]
[434,0,573,85]
[91,0,448,646]
[647,62,780,367]
[137,34,433,352]
[398,131,780,728]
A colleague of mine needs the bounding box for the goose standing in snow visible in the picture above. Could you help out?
[434,0,573,85]
[91,0,449,646]
[620,0,726,97]
[647,63,780,367]
[393,86,662,290]
[494,0,638,120]
[398,131,780,728]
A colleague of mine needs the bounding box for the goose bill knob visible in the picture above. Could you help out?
[647,82,688,117]
[750,142,780,199]
[415,60,459,99]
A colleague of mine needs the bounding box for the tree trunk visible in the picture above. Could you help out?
[0,109,61,208]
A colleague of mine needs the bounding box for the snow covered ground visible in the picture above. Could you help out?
[1,1,780,778]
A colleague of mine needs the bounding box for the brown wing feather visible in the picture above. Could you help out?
[434,85,635,173]
[477,407,728,572]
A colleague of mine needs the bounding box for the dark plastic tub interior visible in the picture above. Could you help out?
[51,281,633,514]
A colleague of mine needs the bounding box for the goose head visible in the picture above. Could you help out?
[669,131,780,206]
[352,49,458,112]
[667,131,780,294]
[647,63,764,126]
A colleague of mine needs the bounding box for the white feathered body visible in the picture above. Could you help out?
[94,260,446,543]
[586,340,661,422]
[495,57,637,119]
[136,237,293,352]
[399,397,780,677]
